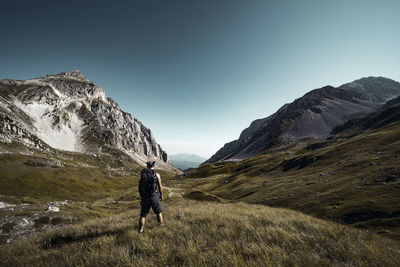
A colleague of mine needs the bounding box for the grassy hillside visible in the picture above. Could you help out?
[0,144,177,244]
[182,122,400,239]
[1,120,399,266]
[1,199,400,266]
[0,141,177,202]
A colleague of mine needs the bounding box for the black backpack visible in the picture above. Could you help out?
[139,169,158,198]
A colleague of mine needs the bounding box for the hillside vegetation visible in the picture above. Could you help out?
[0,143,175,244]
[0,141,176,202]
[1,102,400,265]
[1,199,400,267]
[183,122,400,239]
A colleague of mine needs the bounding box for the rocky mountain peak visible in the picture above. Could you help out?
[0,72,174,170]
[205,76,400,164]
[32,71,106,102]
[339,76,400,103]
[41,70,90,82]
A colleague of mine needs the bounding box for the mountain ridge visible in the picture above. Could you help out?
[205,76,400,164]
[0,70,175,170]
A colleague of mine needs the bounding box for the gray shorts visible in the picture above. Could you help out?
[140,194,162,217]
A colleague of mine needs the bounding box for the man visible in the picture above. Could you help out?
[138,160,163,233]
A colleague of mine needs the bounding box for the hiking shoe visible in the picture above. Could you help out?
[138,228,144,234]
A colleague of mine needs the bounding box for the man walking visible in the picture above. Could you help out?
[138,160,163,233]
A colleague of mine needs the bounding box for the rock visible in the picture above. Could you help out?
[0,71,174,170]
[0,202,16,209]
[377,229,389,234]
[385,175,397,182]
[46,206,59,212]
[34,216,50,225]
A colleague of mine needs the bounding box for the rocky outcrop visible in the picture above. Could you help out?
[332,95,400,135]
[205,77,400,164]
[0,70,171,169]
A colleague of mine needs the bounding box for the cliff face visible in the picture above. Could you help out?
[205,77,400,164]
[0,70,172,169]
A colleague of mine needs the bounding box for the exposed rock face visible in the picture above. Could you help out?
[332,95,400,135]
[0,70,171,168]
[205,77,400,164]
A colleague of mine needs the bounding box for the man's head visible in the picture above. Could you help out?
[146,161,156,169]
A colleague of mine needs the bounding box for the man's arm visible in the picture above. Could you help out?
[156,173,163,200]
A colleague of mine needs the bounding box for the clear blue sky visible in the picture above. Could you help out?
[1,0,399,158]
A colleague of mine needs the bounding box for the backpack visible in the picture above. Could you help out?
[139,169,158,198]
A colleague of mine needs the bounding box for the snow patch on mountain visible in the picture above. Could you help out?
[0,70,176,171]
[13,99,84,152]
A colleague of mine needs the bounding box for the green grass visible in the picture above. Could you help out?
[0,143,177,203]
[1,120,399,265]
[1,199,400,267]
[0,153,141,202]
[0,147,180,245]
[182,122,400,239]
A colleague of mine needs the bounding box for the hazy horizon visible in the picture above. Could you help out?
[1,0,400,158]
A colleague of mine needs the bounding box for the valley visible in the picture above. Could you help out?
[1,73,400,266]
[1,119,400,265]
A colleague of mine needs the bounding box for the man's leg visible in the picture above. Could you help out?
[139,198,150,233]
[156,213,163,226]
[139,216,146,232]
[152,194,163,226]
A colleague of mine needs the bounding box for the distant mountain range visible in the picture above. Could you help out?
[205,77,400,163]
[0,70,176,171]
[169,153,207,171]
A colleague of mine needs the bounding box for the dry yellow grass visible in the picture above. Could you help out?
[1,199,400,266]
[183,122,400,239]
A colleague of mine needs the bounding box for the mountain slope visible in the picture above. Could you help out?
[205,77,400,163]
[0,70,173,170]
[332,95,400,136]
[184,103,400,239]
